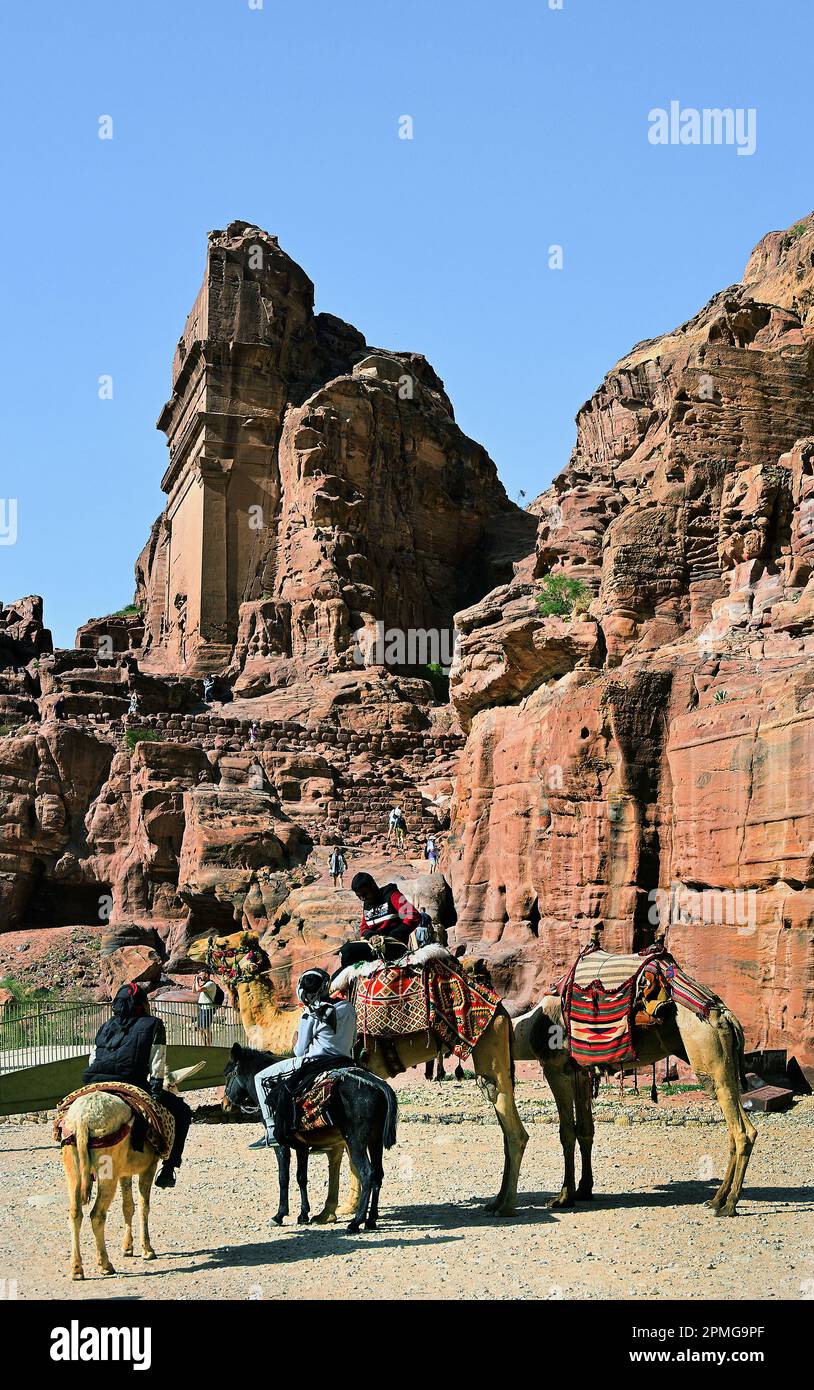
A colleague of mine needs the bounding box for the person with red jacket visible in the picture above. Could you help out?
[336,873,422,970]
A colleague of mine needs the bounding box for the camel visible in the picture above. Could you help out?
[224,1044,398,1231]
[514,939,757,1217]
[58,1063,203,1280]
[188,929,528,1216]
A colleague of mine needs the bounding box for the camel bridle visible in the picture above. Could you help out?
[206,933,268,987]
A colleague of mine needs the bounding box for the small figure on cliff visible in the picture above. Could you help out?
[424,834,438,873]
[202,675,215,704]
[387,805,406,850]
[248,721,259,747]
[328,846,347,889]
[128,692,140,717]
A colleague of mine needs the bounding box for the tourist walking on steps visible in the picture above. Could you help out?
[128,692,140,717]
[202,675,215,704]
[387,805,406,850]
[82,983,191,1190]
[328,846,347,889]
[424,834,439,873]
[248,721,259,747]
[334,872,422,972]
[250,970,356,1148]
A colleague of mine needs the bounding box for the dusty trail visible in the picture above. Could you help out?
[1,1084,811,1301]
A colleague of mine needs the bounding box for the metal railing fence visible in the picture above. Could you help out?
[0,998,245,1074]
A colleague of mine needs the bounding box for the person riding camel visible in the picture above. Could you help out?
[335,873,422,972]
[82,982,192,1190]
[251,969,357,1149]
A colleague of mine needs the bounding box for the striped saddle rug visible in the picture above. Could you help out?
[557,944,719,1069]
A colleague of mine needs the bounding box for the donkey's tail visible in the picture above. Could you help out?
[381,1082,398,1149]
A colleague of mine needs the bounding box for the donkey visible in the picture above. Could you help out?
[224,1044,398,1233]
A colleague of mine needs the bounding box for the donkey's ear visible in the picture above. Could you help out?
[230,1042,243,1060]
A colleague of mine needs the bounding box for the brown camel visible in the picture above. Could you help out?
[514,953,757,1217]
[59,1064,202,1280]
[188,929,528,1216]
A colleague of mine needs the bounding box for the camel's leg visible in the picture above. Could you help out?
[574,1067,595,1200]
[120,1178,135,1256]
[707,1076,755,1215]
[137,1164,157,1260]
[473,1011,528,1216]
[311,1144,342,1224]
[543,1057,578,1208]
[89,1176,117,1275]
[707,1135,737,1211]
[337,1156,362,1218]
[681,1009,757,1217]
[63,1153,84,1281]
[294,1145,310,1224]
[273,1147,291,1225]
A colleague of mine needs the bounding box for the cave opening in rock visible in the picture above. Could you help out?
[23,867,113,929]
[528,896,540,937]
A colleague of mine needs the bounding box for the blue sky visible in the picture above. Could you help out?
[1,0,811,647]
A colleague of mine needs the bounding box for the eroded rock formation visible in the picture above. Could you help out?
[446,212,814,1062]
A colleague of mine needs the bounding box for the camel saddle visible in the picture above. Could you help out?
[54,1082,175,1160]
[345,950,501,1061]
[556,941,717,1070]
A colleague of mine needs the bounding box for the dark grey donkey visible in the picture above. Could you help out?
[223,1044,398,1233]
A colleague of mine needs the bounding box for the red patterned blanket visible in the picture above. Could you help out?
[296,1073,339,1134]
[355,965,429,1039]
[354,960,500,1060]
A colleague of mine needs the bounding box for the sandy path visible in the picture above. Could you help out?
[1,1083,812,1301]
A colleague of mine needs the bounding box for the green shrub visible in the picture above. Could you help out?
[713,689,729,703]
[535,574,591,618]
[125,727,162,751]
[112,603,142,617]
[422,662,450,700]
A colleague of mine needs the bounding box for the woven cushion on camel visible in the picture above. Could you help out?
[54,1082,174,1160]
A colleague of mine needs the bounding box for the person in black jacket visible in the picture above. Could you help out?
[83,982,191,1190]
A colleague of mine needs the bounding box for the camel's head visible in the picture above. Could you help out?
[189,930,268,988]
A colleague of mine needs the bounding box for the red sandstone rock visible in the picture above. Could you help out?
[446,212,814,1062]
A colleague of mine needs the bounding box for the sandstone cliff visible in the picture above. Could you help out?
[446,212,814,1063]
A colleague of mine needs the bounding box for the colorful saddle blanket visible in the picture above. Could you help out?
[54,1082,175,1160]
[557,943,719,1069]
[293,1066,395,1137]
[354,961,500,1060]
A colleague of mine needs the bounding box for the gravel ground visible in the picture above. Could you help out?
[2,1081,812,1301]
